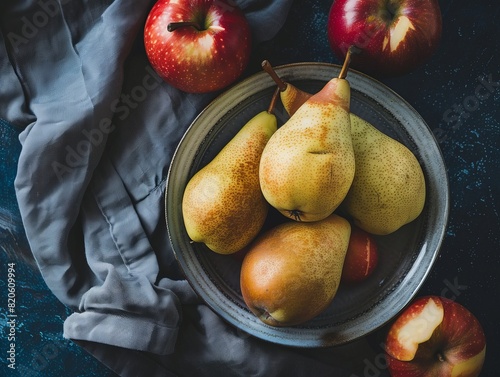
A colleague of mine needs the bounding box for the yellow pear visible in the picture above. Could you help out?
[259,51,356,222]
[341,114,426,235]
[240,214,351,327]
[262,60,311,116]
[182,91,279,254]
[262,63,426,234]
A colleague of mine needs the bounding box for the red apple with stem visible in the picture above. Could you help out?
[144,0,251,93]
[385,296,486,377]
[327,0,442,77]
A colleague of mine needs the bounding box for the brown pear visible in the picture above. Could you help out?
[240,214,351,327]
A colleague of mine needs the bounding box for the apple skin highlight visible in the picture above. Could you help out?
[327,0,442,77]
[144,0,251,93]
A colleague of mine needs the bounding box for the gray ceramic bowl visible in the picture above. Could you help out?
[165,62,449,347]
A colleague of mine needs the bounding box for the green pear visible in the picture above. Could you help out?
[182,93,279,254]
[240,213,351,327]
[341,114,426,235]
[259,53,356,222]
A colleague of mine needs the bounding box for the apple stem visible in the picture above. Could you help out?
[437,353,446,362]
[267,86,280,114]
[167,21,202,32]
[261,60,288,92]
[338,45,361,79]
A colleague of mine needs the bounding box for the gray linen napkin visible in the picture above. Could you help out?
[1,0,360,375]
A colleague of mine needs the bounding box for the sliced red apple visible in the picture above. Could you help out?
[385,296,486,377]
[386,296,444,361]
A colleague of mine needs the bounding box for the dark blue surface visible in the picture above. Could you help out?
[1,119,117,376]
[1,0,499,376]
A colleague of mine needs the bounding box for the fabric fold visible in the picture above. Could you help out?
[64,267,183,355]
[4,0,298,369]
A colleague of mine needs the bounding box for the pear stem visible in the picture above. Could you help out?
[262,60,288,92]
[338,45,361,79]
[167,21,202,32]
[267,86,280,114]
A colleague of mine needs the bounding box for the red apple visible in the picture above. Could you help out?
[385,296,486,377]
[144,0,251,93]
[341,226,378,283]
[327,0,442,77]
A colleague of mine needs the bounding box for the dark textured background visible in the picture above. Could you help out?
[1,0,499,376]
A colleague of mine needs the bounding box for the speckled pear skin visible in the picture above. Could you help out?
[182,111,277,254]
[341,114,426,235]
[275,82,426,235]
[240,214,351,327]
[259,78,355,222]
[280,83,313,115]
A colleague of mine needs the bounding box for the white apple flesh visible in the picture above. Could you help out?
[386,296,445,361]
